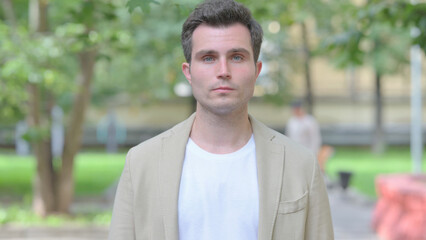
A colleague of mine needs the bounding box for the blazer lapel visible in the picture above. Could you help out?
[159,114,195,240]
[251,116,285,240]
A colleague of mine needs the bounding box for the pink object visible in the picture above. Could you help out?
[372,174,426,240]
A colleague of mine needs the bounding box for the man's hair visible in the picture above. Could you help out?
[291,100,303,109]
[181,0,263,63]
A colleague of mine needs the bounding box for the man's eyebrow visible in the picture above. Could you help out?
[194,48,251,58]
[194,50,218,58]
[228,48,251,55]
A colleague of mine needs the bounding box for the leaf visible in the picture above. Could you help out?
[174,3,194,17]
[126,0,160,13]
[126,0,141,12]
[21,126,50,142]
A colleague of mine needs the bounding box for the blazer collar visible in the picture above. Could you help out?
[159,113,195,240]
[250,116,285,240]
[159,114,285,240]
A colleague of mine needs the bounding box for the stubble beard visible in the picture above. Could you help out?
[195,92,252,117]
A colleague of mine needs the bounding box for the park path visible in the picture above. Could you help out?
[328,185,380,240]
[0,186,380,240]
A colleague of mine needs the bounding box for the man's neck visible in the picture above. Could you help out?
[190,108,253,154]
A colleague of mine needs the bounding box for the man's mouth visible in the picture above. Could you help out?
[213,86,234,92]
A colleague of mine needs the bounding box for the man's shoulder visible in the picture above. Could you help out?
[254,119,317,182]
[305,114,319,123]
[252,117,300,146]
[273,128,313,157]
[131,116,192,153]
[252,116,315,159]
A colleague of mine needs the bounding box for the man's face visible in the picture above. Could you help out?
[182,23,262,116]
[292,107,304,117]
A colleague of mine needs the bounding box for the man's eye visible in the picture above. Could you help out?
[203,56,214,62]
[232,55,243,61]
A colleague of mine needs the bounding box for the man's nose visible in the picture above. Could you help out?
[217,58,231,80]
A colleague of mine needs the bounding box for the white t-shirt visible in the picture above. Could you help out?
[178,135,258,240]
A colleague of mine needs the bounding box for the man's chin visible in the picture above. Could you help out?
[203,103,247,116]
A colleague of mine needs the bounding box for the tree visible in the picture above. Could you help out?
[274,0,328,115]
[323,1,413,154]
[241,0,334,114]
[125,0,314,108]
[1,0,198,216]
[379,1,426,171]
[91,0,199,111]
[0,0,127,216]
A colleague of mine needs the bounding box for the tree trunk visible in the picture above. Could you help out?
[57,49,97,213]
[301,21,314,115]
[29,0,48,33]
[372,72,386,154]
[28,0,57,216]
[346,66,358,102]
[1,0,17,28]
[28,84,56,216]
[7,0,97,216]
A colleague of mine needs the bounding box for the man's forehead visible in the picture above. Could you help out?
[191,23,252,50]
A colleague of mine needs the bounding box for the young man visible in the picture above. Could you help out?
[108,0,334,239]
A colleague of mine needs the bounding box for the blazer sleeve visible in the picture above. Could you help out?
[305,153,334,239]
[108,149,136,240]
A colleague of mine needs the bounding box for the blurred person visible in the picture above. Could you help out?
[108,0,333,239]
[286,100,322,156]
[286,101,333,173]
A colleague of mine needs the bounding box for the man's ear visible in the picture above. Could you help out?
[182,62,192,84]
[255,61,263,79]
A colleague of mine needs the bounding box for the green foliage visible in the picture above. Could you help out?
[322,1,425,72]
[2,0,424,119]
[0,20,69,123]
[258,31,293,105]
[322,2,409,72]
[91,0,198,105]
[21,126,50,142]
[0,0,140,124]
[126,0,160,13]
[378,2,426,52]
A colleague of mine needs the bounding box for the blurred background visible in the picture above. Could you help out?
[0,0,425,239]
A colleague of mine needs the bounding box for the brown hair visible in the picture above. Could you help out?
[181,0,263,63]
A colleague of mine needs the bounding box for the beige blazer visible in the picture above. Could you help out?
[109,114,334,240]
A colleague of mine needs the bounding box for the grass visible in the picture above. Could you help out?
[0,151,126,226]
[325,146,426,198]
[1,147,425,199]
[0,147,425,225]
[74,153,126,196]
[0,206,112,226]
[0,152,126,197]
